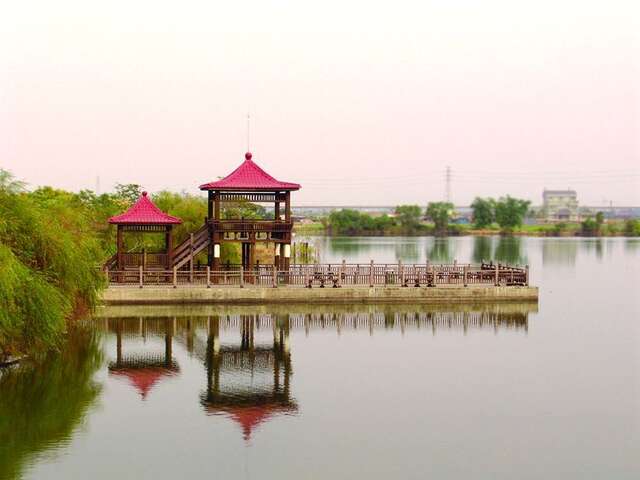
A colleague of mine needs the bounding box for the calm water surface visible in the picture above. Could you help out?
[1,236,638,479]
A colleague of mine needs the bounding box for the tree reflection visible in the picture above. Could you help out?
[427,237,453,263]
[542,239,577,266]
[624,238,640,254]
[494,236,527,265]
[472,236,493,264]
[394,240,420,263]
[0,327,103,480]
[326,237,372,258]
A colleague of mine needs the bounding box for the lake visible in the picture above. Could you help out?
[1,236,638,479]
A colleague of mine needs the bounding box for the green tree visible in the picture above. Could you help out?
[114,183,142,206]
[470,197,495,228]
[426,202,454,234]
[494,196,530,231]
[581,217,600,236]
[394,205,422,232]
[0,171,104,357]
[624,219,640,237]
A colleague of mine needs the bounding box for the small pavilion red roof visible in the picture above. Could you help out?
[199,152,301,191]
[110,367,178,400]
[109,192,182,225]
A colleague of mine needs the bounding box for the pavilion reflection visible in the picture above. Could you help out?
[200,316,296,441]
[99,303,535,438]
[107,318,180,400]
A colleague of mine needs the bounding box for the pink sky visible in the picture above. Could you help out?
[1,0,638,206]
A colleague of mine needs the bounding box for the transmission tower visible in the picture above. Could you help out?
[445,166,451,203]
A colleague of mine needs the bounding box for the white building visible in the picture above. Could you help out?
[542,189,579,222]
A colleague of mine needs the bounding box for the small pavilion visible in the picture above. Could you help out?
[199,152,301,271]
[108,192,182,270]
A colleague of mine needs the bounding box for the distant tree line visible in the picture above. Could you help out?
[327,202,458,236]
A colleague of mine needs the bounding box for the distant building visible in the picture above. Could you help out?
[542,189,579,222]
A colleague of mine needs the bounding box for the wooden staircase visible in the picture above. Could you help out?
[171,224,210,269]
[103,253,118,270]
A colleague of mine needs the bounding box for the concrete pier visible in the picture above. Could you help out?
[101,284,538,305]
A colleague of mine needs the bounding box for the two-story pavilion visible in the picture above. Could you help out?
[199,152,301,271]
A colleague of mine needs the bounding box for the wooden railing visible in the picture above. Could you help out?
[210,220,293,233]
[119,253,169,268]
[105,262,529,288]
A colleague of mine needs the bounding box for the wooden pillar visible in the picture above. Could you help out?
[274,243,281,270]
[249,237,256,273]
[495,263,500,286]
[207,190,213,219]
[275,199,280,221]
[285,191,291,222]
[283,244,291,272]
[166,226,173,269]
[213,191,220,221]
[116,225,123,270]
[369,259,374,287]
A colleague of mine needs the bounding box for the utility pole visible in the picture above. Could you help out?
[445,166,451,203]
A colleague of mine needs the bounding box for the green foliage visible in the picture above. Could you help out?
[470,197,495,228]
[426,202,454,234]
[494,196,530,231]
[114,183,142,205]
[581,217,600,236]
[328,209,395,234]
[222,199,268,220]
[624,219,640,237]
[0,171,104,356]
[152,191,207,245]
[394,205,423,232]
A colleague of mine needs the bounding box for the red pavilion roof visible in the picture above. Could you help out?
[110,367,177,400]
[199,152,301,191]
[206,404,296,441]
[109,192,182,225]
